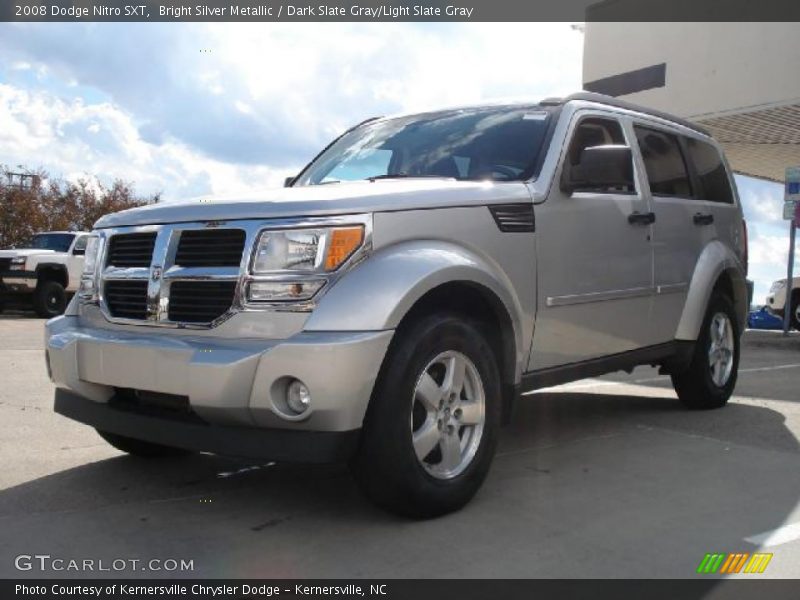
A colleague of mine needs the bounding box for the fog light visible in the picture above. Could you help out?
[286,379,311,415]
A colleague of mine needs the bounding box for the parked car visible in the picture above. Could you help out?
[765,277,800,330]
[748,305,784,330]
[45,92,748,517]
[0,231,90,317]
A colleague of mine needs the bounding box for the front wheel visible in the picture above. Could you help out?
[671,292,740,410]
[351,312,501,518]
[33,280,66,318]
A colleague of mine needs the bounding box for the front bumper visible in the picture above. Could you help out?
[54,388,360,462]
[47,315,393,449]
[0,270,36,292]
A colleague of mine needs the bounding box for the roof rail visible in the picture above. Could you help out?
[542,92,711,136]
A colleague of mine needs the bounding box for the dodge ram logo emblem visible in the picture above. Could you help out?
[151,266,162,281]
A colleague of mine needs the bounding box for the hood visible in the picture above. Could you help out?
[94,179,533,228]
[0,248,56,258]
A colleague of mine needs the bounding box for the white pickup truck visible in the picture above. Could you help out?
[0,231,90,317]
[766,277,800,330]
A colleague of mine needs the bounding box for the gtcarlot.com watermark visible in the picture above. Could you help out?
[15,554,194,573]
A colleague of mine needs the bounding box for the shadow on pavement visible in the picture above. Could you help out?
[0,391,798,578]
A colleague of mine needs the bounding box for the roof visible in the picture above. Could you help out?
[541,92,712,137]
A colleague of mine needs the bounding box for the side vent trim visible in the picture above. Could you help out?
[488,204,535,233]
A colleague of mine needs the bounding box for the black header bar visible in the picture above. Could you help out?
[3,0,800,22]
[4,579,800,600]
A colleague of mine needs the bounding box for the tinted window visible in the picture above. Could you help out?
[295,106,552,185]
[634,126,692,197]
[563,117,633,193]
[685,137,733,203]
[26,233,75,252]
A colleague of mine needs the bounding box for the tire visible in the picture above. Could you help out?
[33,280,67,318]
[351,312,501,518]
[790,292,800,331]
[671,292,740,410]
[96,430,192,458]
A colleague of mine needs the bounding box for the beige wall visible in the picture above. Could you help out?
[583,23,800,119]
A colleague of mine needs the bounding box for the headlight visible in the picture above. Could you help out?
[78,235,101,301]
[9,257,26,270]
[247,225,364,302]
[252,226,364,274]
[770,280,786,292]
[82,235,100,276]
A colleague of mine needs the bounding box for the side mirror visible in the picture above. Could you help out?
[561,145,633,195]
[284,176,296,188]
[72,248,86,256]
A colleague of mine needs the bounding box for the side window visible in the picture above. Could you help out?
[634,126,692,197]
[72,235,88,255]
[563,117,634,194]
[684,137,734,203]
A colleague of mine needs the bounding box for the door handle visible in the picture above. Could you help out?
[628,211,656,225]
[693,212,714,226]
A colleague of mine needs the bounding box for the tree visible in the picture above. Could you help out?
[0,166,158,248]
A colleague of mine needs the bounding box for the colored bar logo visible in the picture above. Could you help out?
[696,552,773,574]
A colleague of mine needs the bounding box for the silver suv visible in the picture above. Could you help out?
[46,93,748,517]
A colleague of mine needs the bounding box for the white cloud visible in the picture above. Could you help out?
[0,23,583,169]
[0,22,583,202]
[0,83,292,200]
[749,233,789,268]
[735,175,795,303]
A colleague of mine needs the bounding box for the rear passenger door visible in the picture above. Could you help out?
[631,124,726,342]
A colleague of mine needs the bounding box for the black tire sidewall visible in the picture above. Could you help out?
[674,292,740,409]
[34,280,66,318]
[791,293,800,331]
[353,313,501,517]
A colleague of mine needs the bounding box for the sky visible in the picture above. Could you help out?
[0,22,792,303]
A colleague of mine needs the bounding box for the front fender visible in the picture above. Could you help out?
[675,240,748,340]
[304,240,526,365]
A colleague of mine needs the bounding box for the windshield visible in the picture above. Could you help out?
[25,233,75,252]
[294,105,552,186]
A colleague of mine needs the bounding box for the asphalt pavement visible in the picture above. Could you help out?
[1,313,798,579]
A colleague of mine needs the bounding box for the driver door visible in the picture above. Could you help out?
[528,112,656,371]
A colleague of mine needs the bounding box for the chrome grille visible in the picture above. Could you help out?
[105,280,149,319]
[167,281,237,323]
[94,215,369,328]
[107,232,156,267]
[175,229,246,267]
[99,223,246,327]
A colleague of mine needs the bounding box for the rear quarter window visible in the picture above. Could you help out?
[684,137,734,204]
